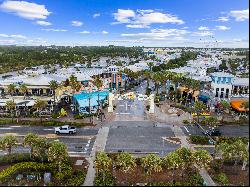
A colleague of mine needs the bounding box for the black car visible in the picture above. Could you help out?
[208,128,221,136]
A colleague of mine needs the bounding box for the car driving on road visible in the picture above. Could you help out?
[204,127,221,136]
[54,125,77,134]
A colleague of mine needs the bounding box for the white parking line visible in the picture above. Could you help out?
[183,126,189,133]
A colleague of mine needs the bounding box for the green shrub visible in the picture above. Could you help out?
[54,164,72,180]
[216,137,249,144]
[214,173,230,186]
[65,170,86,186]
[189,136,210,145]
[51,113,59,119]
[94,171,115,186]
[188,172,204,186]
[0,153,30,164]
[0,162,56,183]
[0,119,93,127]
[213,160,223,173]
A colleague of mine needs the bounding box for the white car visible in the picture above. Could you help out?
[54,125,76,134]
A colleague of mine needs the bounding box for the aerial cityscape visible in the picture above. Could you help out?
[0,0,249,186]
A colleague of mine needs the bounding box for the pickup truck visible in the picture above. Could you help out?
[54,125,76,134]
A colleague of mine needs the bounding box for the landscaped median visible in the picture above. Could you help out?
[0,119,93,127]
[0,133,87,186]
[93,148,212,186]
[188,135,249,186]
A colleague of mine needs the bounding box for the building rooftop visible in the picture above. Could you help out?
[210,72,235,78]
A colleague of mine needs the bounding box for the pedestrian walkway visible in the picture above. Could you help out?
[171,125,216,186]
[83,127,109,186]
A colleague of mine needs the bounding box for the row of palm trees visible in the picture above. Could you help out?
[0,133,69,172]
[5,99,48,122]
[94,148,212,184]
[143,69,201,101]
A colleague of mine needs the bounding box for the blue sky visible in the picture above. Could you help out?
[0,0,249,47]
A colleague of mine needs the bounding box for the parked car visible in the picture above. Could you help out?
[54,125,76,134]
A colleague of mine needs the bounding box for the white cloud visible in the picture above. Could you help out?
[121,28,189,41]
[0,39,16,44]
[198,26,210,31]
[79,31,90,34]
[215,25,230,30]
[0,0,51,20]
[71,20,83,27]
[36,20,52,26]
[113,9,184,28]
[126,24,150,28]
[106,40,143,43]
[0,33,26,39]
[229,9,249,21]
[93,13,100,18]
[41,29,67,32]
[192,31,213,37]
[216,16,229,22]
[102,31,108,34]
[113,9,135,23]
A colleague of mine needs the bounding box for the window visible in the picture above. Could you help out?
[221,88,224,91]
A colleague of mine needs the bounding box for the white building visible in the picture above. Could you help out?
[210,72,235,98]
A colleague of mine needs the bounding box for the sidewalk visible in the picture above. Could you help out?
[146,104,191,125]
[83,127,110,186]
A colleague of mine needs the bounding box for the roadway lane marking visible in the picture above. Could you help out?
[10,126,21,128]
[183,126,189,133]
[0,127,13,130]
[43,128,54,131]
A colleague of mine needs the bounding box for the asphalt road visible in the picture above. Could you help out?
[105,121,180,157]
[0,125,98,157]
[181,124,249,137]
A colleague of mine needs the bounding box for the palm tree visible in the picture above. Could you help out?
[192,149,212,169]
[194,101,206,123]
[147,62,154,72]
[49,80,59,111]
[204,116,218,128]
[152,72,163,95]
[19,84,28,98]
[69,74,81,93]
[163,151,182,181]
[115,152,136,184]
[94,152,112,182]
[33,137,48,163]
[48,141,68,172]
[5,100,16,122]
[33,99,47,122]
[141,154,162,182]
[144,70,151,89]
[0,135,18,155]
[219,100,231,122]
[93,76,103,110]
[23,133,39,159]
[7,84,16,96]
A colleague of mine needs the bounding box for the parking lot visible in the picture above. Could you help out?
[105,121,180,157]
